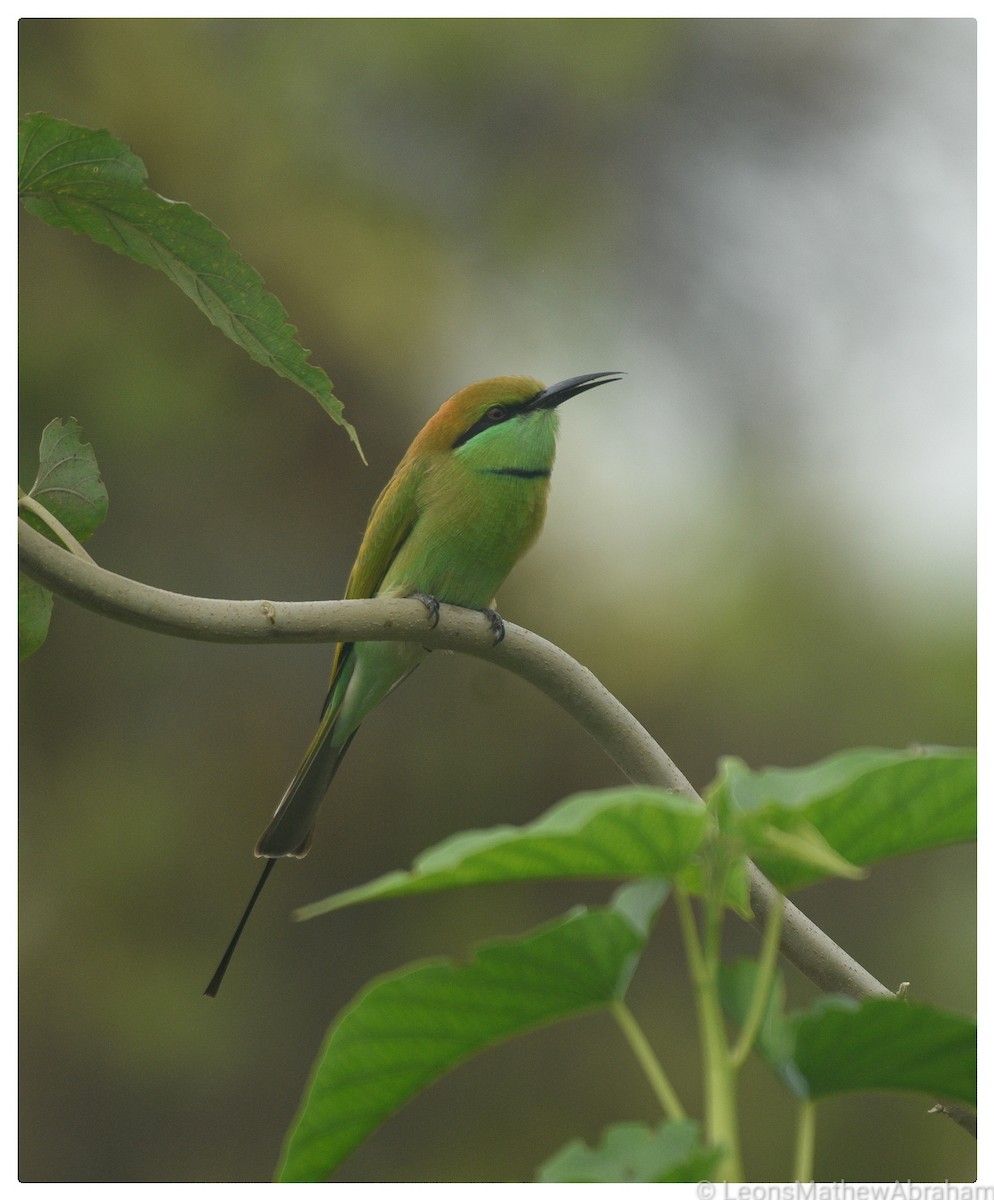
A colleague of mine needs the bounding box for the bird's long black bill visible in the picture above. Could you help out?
[204,857,278,998]
[533,371,624,410]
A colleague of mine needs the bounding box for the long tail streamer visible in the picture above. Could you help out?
[204,857,278,998]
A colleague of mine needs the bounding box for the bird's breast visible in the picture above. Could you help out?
[379,463,551,609]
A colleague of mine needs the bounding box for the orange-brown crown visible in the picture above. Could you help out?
[411,376,546,456]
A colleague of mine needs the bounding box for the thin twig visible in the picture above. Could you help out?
[927,1104,977,1137]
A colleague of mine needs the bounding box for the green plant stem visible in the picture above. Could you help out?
[698,974,742,1180]
[17,491,94,562]
[675,886,706,982]
[703,869,726,965]
[676,888,743,1180]
[731,890,785,1069]
[611,1001,686,1121]
[794,1100,816,1182]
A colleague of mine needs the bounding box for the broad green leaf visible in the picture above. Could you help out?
[713,747,975,891]
[18,572,53,661]
[536,1120,723,1183]
[21,418,108,543]
[276,880,667,1183]
[296,787,708,920]
[19,113,361,456]
[792,998,976,1107]
[721,971,976,1109]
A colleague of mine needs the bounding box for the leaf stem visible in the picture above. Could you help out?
[731,890,785,1068]
[18,491,94,563]
[676,887,743,1180]
[611,1000,686,1121]
[794,1099,816,1182]
[675,887,706,985]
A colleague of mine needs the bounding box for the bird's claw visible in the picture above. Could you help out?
[411,592,441,629]
[481,608,505,645]
[410,594,503,644]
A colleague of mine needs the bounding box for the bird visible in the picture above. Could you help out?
[204,371,622,996]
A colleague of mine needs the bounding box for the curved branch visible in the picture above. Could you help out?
[18,518,892,1002]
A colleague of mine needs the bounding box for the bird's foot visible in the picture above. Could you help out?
[410,592,441,629]
[480,607,505,645]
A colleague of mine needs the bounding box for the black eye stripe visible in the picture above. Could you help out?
[451,396,537,449]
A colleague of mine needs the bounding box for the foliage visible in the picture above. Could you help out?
[18,418,108,658]
[715,748,977,891]
[295,787,709,918]
[280,746,975,1182]
[719,961,977,1106]
[18,113,361,455]
[277,880,666,1182]
[536,1120,724,1183]
[18,111,361,654]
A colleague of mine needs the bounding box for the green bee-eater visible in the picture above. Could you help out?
[205,371,622,995]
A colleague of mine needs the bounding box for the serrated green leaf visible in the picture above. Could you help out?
[713,747,975,890]
[18,572,53,661]
[276,881,666,1183]
[792,998,976,1106]
[22,418,108,543]
[296,787,709,920]
[19,113,361,456]
[536,1120,723,1183]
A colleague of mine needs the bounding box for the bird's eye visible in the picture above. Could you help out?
[486,405,507,422]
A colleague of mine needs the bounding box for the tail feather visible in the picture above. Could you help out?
[204,727,358,997]
[204,858,277,998]
[255,722,357,857]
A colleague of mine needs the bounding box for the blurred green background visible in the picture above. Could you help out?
[19,17,975,1184]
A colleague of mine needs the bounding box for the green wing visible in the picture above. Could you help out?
[326,459,423,695]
